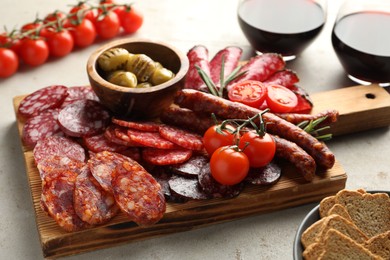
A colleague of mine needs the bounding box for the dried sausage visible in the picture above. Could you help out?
[209,46,243,85]
[84,133,128,153]
[127,129,177,149]
[158,125,204,151]
[245,161,282,185]
[142,148,193,166]
[275,109,339,126]
[184,45,210,90]
[168,175,209,201]
[112,118,161,132]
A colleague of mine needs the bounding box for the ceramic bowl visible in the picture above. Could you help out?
[87,38,189,119]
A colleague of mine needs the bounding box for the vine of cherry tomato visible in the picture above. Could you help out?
[0,0,144,78]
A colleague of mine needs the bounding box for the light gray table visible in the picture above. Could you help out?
[0,0,388,259]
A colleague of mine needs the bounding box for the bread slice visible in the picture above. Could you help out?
[301,217,328,248]
[319,196,336,218]
[364,230,390,259]
[318,229,383,260]
[335,190,390,238]
[327,203,352,222]
[302,242,324,260]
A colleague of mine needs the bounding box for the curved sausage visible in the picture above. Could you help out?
[275,109,339,126]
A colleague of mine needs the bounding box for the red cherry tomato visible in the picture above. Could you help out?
[0,33,21,54]
[0,47,18,78]
[238,131,276,168]
[69,3,96,22]
[94,11,120,39]
[210,146,249,185]
[265,84,298,113]
[203,124,236,156]
[46,30,74,57]
[19,38,49,66]
[44,10,67,24]
[228,80,267,108]
[116,5,144,34]
[65,19,96,48]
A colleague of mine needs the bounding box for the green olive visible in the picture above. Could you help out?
[107,70,138,88]
[154,62,163,69]
[125,54,156,82]
[150,67,175,85]
[98,48,131,72]
[135,82,153,88]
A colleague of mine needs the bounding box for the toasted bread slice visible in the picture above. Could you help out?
[319,196,336,218]
[301,217,328,248]
[327,204,352,222]
[335,190,390,238]
[303,242,324,260]
[364,230,390,259]
[318,229,383,260]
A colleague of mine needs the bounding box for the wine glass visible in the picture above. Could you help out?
[332,0,390,86]
[237,0,327,61]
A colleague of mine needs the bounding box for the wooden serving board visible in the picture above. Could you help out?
[13,84,390,259]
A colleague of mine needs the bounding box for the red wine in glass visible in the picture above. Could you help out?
[237,0,326,60]
[332,11,390,86]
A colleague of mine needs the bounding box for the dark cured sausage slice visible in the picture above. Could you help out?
[127,129,177,149]
[18,85,69,119]
[184,45,210,90]
[41,169,89,232]
[198,163,244,198]
[112,118,161,132]
[142,148,193,166]
[170,155,208,177]
[22,108,63,148]
[61,85,99,107]
[168,175,209,201]
[58,99,111,137]
[112,159,166,226]
[209,46,243,85]
[83,133,128,153]
[74,169,119,225]
[37,155,86,180]
[33,135,86,165]
[263,69,300,88]
[245,161,282,185]
[158,125,204,151]
[117,147,141,162]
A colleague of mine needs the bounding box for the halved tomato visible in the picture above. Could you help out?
[265,84,298,113]
[228,80,267,108]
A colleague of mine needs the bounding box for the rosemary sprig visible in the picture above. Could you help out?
[297,116,332,141]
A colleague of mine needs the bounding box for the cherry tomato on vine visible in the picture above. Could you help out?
[203,124,236,156]
[94,11,120,39]
[21,22,51,39]
[265,84,298,113]
[0,33,21,53]
[69,3,96,23]
[44,10,67,24]
[0,47,18,78]
[238,131,276,168]
[228,80,267,108]
[46,30,74,57]
[65,19,96,48]
[210,146,249,185]
[115,5,144,34]
[19,38,49,66]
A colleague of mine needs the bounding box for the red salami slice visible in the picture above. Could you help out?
[112,118,161,132]
[104,125,134,146]
[245,161,282,185]
[264,69,300,89]
[61,85,99,107]
[58,99,110,137]
[112,159,166,226]
[142,148,193,166]
[18,85,69,119]
[41,170,89,232]
[33,135,86,165]
[184,45,211,90]
[88,151,131,193]
[158,125,204,151]
[21,108,63,148]
[170,155,208,177]
[127,129,177,149]
[112,125,142,146]
[84,134,128,153]
[210,46,243,85]
[168,175,209,201]
[37,155,86,180]
[198,163,244,198]
[74,168,119,225]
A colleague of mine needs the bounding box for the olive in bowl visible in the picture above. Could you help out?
[87,38,189,119]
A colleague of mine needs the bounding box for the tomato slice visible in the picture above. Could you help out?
[265,84,298,113]
[228,80,267,108]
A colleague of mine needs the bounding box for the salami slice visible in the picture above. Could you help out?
[112,159,166,226]
[170,155,208,177]
[74,168,119,225]
[21,108,63,148]
[88,151,132,193]
[18,85,69,119]
[198,163,244,198]
[127,129,177,149]
[168,175,209,201]
[61,85,99,107]
[112,125,142,146]
[33,135,86,165]
[184,45,211,90]
[264,69,300,89]
[142,148,193,166]
[84,133,128,153]
[37,155,86,180]
[104,125,134,146]
[112,118,161,132]
[41,170,89,232]
[117,147,141,162]
[209,46,243,85]
[58,99,111,137]
[245,161,282,185]
[158,125,204,151]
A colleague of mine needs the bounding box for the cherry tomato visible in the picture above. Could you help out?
[228,80,267,108]
[203,124,236,156]
[21,22,51,39]
[0,47,18,78]
[210,146,249,185]
[265,84,298,113]
[46,30,74,57]
[69,3,96,22]
[94,11,120,39]
[65,19,96,48]
[19,38,49,66]
[116,5,144,34]
[238,131,276,168]
[44,10,67,24]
